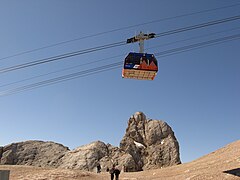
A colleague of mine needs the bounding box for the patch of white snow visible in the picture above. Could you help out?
[134,141,146,148]
[161,140,165,145]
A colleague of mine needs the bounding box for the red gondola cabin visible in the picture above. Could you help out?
[122,52,158,80]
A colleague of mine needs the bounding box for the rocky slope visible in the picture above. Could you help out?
[0,140,239,180]
[0,112,181,172]
[0,141,69,167]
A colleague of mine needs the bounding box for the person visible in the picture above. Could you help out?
[109,164,115,180]
[97,163,101,173]
[114,167,121,180]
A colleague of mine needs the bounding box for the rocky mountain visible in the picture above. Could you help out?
[1,140,239,180]
[120,112,181,171]
[0,112,181,172]
[0,140,69,167]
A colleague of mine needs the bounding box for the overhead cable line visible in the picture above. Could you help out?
[0,41,126,74]
[1,33,239,97]
[155,33,240,57]
[1,15,239,75]
[147,26,240,50]
[0,3,239,61]
[0,62,122,96]
[1,26,240,89]
[155,15,240,38]
[0,54,123,88]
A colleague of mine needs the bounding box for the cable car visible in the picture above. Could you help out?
[122,52,158,80]
[122,32,158,80]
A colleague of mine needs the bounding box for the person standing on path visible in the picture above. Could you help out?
[114,167,120,180]
[96,163,101,173]
[109,164,115,180]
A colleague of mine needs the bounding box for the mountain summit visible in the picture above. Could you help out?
[120,112,181,171]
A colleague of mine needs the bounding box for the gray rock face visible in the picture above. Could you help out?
[59,141,135,172]
[120,112,181,171]
[59,141,108,170]
[0,140,69,167]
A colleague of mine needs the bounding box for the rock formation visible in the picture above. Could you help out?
[0,112,181,172]
[59,141,108,170]
[58,141,135,172]
[120,112,181,171]
[0,140,69,167]
[1,140,238,180]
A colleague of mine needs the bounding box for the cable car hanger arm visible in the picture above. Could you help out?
[126,32,156,53]
[126,32,156,43]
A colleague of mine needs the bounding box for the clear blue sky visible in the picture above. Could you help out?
[0,0,239,163]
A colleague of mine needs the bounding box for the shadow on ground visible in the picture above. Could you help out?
[223,168,240,177]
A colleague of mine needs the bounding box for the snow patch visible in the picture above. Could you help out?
[161,140,165,145]
[134,141,146,148]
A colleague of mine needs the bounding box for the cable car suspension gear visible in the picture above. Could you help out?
[123,32,158,80]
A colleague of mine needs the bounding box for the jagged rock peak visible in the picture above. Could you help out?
[120,112,181,171]
[131,111,147,122]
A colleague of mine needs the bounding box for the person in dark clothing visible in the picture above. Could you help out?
[97,163,101,173]
[109,165,115,180]
[114,168,121,180]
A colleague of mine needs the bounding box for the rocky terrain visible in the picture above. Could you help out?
[0,112,181,172]
[0,140,239,180]
[0,141,69,168]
